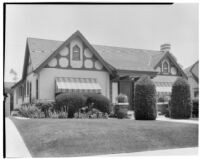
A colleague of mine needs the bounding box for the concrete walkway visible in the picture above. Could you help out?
[157,115,199,124]
[88,147,198,157]
[6,118,32,158]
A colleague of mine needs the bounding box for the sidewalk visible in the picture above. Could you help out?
[6,118,32,158]
[157,115,199,124]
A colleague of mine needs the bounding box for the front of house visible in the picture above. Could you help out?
[12,31,187,109]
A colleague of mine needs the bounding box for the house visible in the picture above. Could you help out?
[184,61,199,103]
[4,82,15,116]
[11,31,187,110]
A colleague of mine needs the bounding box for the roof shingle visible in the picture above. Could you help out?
[27,37,165,72]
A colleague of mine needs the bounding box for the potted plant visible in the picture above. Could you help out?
[115,93,129,119]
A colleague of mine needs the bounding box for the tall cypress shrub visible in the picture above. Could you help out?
[134,75,157,120]
[170,77,192,119]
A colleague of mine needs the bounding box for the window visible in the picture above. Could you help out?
[24,82,26,96]
[72,45,80,61]
[194,88,199,98]
[27,81,29,95]
[22,86,24,101]
[36,79,39,99]
[163,61,169,73]
[19,86,22,97]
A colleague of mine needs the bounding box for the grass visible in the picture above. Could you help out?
[11,117,198,157]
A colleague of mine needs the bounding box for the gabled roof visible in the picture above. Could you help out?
[33,31,114,74]
[191,61,199,81]
[27,37,62,70]
[25,31,167,74]
[184,65,193,77]
[184,61,199,83]
[153,51,187,78]
[15,31,186,89]
[26,41,165,73]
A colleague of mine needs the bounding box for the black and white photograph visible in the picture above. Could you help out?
[3,1,199,158]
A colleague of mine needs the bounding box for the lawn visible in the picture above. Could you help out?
[11,117,198,157]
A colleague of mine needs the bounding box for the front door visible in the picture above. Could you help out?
[119,81,133,110]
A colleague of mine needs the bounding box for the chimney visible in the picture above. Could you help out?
[160,43,171,52]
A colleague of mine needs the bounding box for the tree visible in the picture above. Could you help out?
[9,69,18,81]
[134,75,157,120]
[170,77,192,119]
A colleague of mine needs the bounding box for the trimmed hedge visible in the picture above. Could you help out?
[170,77,192,119]
[116,93,128,103]
[84,93,111,114]
[55,93,111,118]
[56,93,87,118]
[134,75,157,120]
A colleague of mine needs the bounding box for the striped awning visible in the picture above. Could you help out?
[154,82,173,96]
[55,77,101,93]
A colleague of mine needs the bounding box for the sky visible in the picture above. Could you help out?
[5,3,199,82]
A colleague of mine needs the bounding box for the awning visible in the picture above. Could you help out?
[55,77,101,93]
[154,82,173,96]
[152,76,178,96]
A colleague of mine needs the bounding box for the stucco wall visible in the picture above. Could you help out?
[39,68,110,101]
[13,72,38,108]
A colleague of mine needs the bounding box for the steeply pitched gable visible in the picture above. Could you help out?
[191,61,199,83]
[33,31,114,74]
[153,52,187,78]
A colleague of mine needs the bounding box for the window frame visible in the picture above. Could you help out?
[194,88,199,98]
[162,60,170,74]
[36,79,39,100]
[72,45,81,61]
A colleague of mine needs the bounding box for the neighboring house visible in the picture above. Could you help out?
[4,82,15,116]
[11,31,187,109]
[184,61,199,103]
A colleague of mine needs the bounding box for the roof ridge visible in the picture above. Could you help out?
[27,37,163,55]
[92,44,162,54]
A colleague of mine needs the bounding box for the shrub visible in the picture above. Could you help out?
[56,93,86,118]
[35,102,55,118]
[18,105,43,118]
[116,111,127,119]
[58,112,68,119]
[83,93,111,114]
[170,77,192,119]
[134,75,157,120]
[116,93,128,103]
